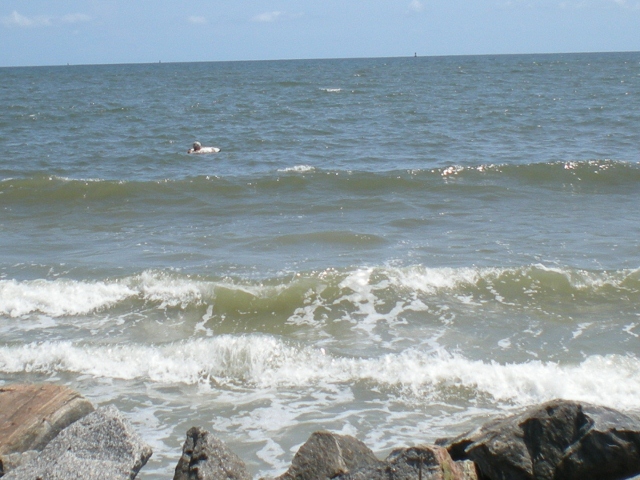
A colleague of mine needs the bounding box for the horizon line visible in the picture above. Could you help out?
[1,49,639,69]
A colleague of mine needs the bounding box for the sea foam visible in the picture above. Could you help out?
[0,278,136,318]
[277,165,316,173]
[1,337,638,411]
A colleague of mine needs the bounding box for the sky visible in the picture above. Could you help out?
[1,0,639,67]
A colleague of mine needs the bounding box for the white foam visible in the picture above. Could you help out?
[327,267,485,335]
[362,264,640,299]
[1,338,638,411]
[134,270,208,308]
[0,278,136,318]
[277,165,315,173]
[624,323,639,338]
[441,165,464,176]
[195,304,214,336]
[334,268,396,339]
[534,264,640,292]
[572,322,593,339]
[0,271,215,318]
[256,438,288,476]
[382,266,489,294]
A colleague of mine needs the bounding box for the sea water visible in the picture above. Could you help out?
[1,52,639,478]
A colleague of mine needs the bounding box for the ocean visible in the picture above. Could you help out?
[1,52,639,478]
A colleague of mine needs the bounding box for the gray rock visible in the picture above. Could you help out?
[0,451,39,476]
[456,460,479,480]
[274,431,383,480]
[174,426,251,480]
[444,399,640,480]
[3,405,152,480]
[0,384,95,457]
[339,444,477,480]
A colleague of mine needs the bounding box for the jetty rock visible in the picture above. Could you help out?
[3,405,152,480]
[174,426,251,480]
[255,431,476,480]
[0,384,152,479]
[270,431,383,480]
[0,384,95,475]
[337,444,478,480]
[440,398,640,480]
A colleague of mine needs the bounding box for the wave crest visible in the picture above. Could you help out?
[1,338,638,410]
[2,265,639,319]
[3,160,639,206]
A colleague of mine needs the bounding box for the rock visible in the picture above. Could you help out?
[338,444,477,480]
[0,451,39,477]
[456,460,479,480]
[0,384,95,456]
[3,405,152,480]
[273,431,383,480]
[444,399,640,480]
[174,426,251,480]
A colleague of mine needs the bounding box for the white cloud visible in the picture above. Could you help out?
[61,14,91,24]
[252,11,283,22]
[610,0,640,8]
[557,0,640,8]
[2,11,51,27]
[188,16,208,25]
[558,0,589,8]
[409,0,424,12]
[2,10,91,28]
[250,11,303,23]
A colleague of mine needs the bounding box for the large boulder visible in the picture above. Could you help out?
[0,384,95,476]
[0,451,39,477]
[443,399,640,480]
[0,384,94,453]
[273,431,383,480]
[339,444,478,480]
[174,427,251,480]
[3,405,152,480]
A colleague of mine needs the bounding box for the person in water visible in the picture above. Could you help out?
[188,141,220,154]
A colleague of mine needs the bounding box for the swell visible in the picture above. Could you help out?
[2,160,639,206]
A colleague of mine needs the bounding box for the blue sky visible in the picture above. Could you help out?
[1,0,639,66]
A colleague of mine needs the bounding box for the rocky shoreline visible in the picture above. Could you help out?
[2,384,640,480]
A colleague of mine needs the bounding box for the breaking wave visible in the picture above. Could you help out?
[2,265,639,319]
[0,337,638,411]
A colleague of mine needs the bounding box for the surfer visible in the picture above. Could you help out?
[188,141,220,154]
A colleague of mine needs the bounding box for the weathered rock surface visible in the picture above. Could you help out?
[174,426,251,480]
[0,451,39,478]
[338,444,478,480]
[273,431,383,480]
[3,405,152,480]
[443,399,640,480]
[0,384,95,456]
